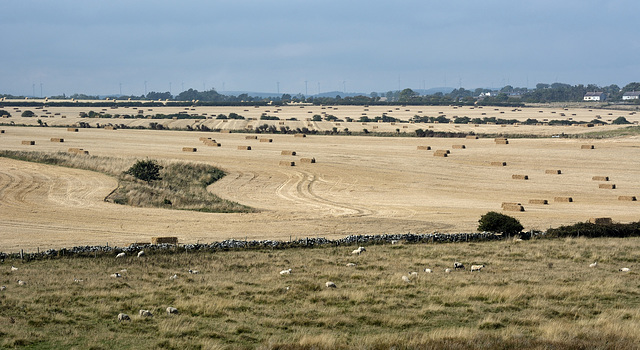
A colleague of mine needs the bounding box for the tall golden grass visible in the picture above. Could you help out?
[1,237,638,349]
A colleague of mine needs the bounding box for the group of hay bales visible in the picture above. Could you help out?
[502,202,525,212]
[68,148,89,155]
[199,137,220,147]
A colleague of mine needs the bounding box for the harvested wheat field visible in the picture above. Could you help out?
[1,105,640,252]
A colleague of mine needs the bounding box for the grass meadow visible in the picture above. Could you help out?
[1,237,639,349]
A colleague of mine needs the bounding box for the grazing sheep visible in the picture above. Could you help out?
[424,268,432,273]
[346,263,356,267]
[279,268,292,275]
[352,246,366,255]
[139,309,153,317]
[137,251,145,258]
[120,269,127,273]
[11,266,18,271]
[325,281,337,288]
[589,262,597,268]
[453,262,465,270]
[445,268,452,273]
[166,307,178,315]
[110,273,121,278]
[391,240,399,245]
[73,278,83,283]
[17,280,26,286]
[188,269,199,274]
[409,271,418,277]
[169,274,178,280]
[402,275,411,283]
[116,252,126,258]
[471,264,485,272]
[118,313,131,322]
[0,286,6,291]
[619,267,631,272]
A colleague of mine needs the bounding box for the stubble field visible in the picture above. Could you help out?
[0,104,639,252]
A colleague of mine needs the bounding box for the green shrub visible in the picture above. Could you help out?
[124,159,163,183]
[545,221,640,238]
[478,211,523,236]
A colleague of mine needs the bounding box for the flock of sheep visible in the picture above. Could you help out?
[0,246,634,321]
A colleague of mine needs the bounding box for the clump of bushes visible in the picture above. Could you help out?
[478,211,524,237]
[545,221,640,238]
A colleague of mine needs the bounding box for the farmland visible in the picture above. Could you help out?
[1,104,640,252]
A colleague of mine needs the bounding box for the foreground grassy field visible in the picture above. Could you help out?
[1,238,639,349]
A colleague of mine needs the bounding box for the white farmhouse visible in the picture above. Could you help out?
[583,92,606,101]
[622,91,640,100]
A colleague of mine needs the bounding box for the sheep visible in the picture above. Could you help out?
[346,263,356,267]
[118,313,131,322]
[120,269,127,273]
[166,307,178,315]
[73,278,83,283]
[471,264,485,272]
[619,267,631,272]
[110,273,121,278]
[444,268,452,273]
[589,262,597,268]
[402,275,411,283]
[325,281,337,288]
[453,262,465,270]
[17,280,26,286]
[391,240,399,245]
[279,268,292,275]
[169,274,178,280]
[409,271,418,277]
[11,266,18,271]
[424,268,432,273]
[188,269,199,274]
[139,309,153,317]
[116,252,126,259]
[0,286,6,291]
[352,247,366,255]
[137,251,145,258]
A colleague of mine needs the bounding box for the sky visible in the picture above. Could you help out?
[1,0,638,97]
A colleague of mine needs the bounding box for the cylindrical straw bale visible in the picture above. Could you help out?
[554,197,573,203]
[433,150,448,157]
[491,162,507,166]
[21,140,35,145]
[528,199,548,205]
[259,138,273,143]
[299,158,316,163]
[512,174,528,180]
[245,136,258,139]
[281,150,296,156]
[294,134,307,138]
[581,145,594,149]
[618,196,637,201]
[466,135,478,139]
[50,138,64,142]
[452,145,466,149]
[279,161,295,166]
[592,176,609,181]
[238,146,251,150]
[599,183,616,189]
[417,146,431,150]
[182,147,197,152]
[67,128,79,132]
[545,170,561,174]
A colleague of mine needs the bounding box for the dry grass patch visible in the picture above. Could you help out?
[1,238,639,348]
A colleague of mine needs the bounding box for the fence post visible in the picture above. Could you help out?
[20,249,24,260]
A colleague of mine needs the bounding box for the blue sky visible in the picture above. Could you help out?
[2,0,638,96]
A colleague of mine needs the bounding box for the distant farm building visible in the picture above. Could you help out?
[622,91,640,100]
[583,92,606,101]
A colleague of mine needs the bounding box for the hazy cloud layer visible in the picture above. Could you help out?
[2,0,638,96]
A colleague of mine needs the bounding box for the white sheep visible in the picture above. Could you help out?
[453,262,465,270]
[0,286,6,291]
[352,247,366,255]
[74,278,83,283]
[166,307,178,315]
[11,266,18,271]
[391,240,399,245]
[110,273,121,278]
[445,268,452,273]
[169,274,178,280]
[589,262,597,268]
[346,263,356,267]
[116,252,126,258]
[619,267,631,272]
[137,251,145,258]
[471,264,485,272]
[139,309,153,317]
[424,268,432,273]
[188,269,199,274]
[17,280,26,286]
[279,268,292,275]
[409,271,418,277]
[118,313,131,322]
[402,275,411,283]
[325,281,337,288]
